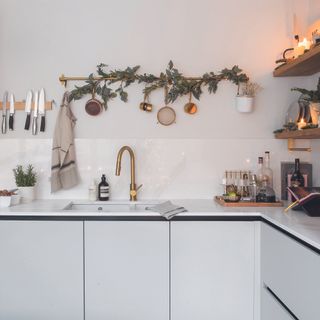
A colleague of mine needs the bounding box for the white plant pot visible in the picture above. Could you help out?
[236,96,254,113]
[19,186,35,203]
[309,102,320,125]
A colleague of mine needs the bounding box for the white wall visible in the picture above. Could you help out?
[0,0,318,199]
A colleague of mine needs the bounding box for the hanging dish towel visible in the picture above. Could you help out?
[51,92,79,192]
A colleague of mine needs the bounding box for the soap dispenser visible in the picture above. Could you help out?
[98,174,110,201]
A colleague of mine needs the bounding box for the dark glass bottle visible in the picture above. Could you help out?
[98,174,109,201]
[290,159,305,188]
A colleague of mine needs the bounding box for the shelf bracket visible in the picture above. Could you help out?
[287,138,312,152]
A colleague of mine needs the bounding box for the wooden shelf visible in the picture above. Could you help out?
[0,101,53,111]
[273,45,320,77]
[275,128,320,139]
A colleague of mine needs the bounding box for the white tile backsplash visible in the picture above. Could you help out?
[0,138,314,200]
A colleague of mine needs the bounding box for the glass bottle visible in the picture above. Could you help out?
[256,177,276,203]
[264,151,273,188]
[98,174,110,201]
[256,157,266,188]
[249,173,258,202]
[290,158,305,188]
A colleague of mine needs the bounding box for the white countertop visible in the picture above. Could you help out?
[1,199,320,251]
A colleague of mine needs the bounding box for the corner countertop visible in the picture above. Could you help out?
[1,199,320,252]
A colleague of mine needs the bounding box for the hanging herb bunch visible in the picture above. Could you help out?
[68,61,249,110]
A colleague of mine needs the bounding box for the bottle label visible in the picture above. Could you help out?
[100,186,109,197]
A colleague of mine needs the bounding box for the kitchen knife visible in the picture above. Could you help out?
[8,93,15,130]
[24,91,33,130]
[39,88,46,132]
[32,91,39,135]
[1,91,8,134]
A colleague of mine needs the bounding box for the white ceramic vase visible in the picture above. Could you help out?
[19,186,35,203]
[236,96,254,113]
[309,102,320,125]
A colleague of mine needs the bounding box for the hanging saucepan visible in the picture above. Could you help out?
[85,89,103,116]
[184,92,198,115]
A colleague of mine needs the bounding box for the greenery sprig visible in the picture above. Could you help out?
[13,165,37,187]
[291,77,320,102]
[68,61,249,109]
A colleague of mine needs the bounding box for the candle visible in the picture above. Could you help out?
[298,118,306,130]
[294,37,311,58]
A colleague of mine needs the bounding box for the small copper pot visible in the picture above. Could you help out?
[85,90,103,116]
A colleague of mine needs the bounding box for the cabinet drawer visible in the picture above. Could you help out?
[261,286,295,320]
[261,223,320,320]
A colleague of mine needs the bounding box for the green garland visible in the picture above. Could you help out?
[69,61,249,109]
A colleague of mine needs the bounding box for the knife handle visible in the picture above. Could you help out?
[24,114,31,130]
[32,117,38,135]
[1,116,6,134]
[40,116,45,132]
[9,115,14,130]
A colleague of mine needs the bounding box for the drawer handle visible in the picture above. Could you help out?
[264,285,299,320]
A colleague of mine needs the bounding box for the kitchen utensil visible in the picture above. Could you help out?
[24,91,33,130]
[1,91,8,134]
[139,93,153,112]
[85,90,103,116]
[157,106,176,126]
[8,93,15,130]
[32,91,39,135]
[184,92,198,114]
[39,88,46,132]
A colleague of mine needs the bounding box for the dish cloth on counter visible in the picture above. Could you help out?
[51,92,79,193]
[146,201,187,220]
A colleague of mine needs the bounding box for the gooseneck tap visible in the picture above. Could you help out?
[115,146,142,201]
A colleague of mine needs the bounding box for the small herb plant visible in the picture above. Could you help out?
[291,77,320,102]
[13,165,37,187]
[238,81,262,97]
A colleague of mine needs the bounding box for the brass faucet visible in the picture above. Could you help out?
[115,146,142,201]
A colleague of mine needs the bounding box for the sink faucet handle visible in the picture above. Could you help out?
[137,184,143,192]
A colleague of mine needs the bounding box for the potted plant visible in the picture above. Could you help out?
[236,81,262,113]
[13,165,37,203]
[292,77,320,125]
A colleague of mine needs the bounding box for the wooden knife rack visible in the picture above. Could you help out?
[0,101,53,111]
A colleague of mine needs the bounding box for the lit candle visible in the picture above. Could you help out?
[294,37,311,58]
[298,118,306,130]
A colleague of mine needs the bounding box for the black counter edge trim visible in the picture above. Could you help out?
[260,218,320,255]
[265,285,299,320]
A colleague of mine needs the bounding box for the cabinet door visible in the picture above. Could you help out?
[261,287,295,320]
[171,221,255,320]
[85,221,169,320]
[261,223,320,320]
[0,220,83,320]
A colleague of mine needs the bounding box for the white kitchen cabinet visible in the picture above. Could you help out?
[0,220,83,320]
[171,221,255,320]
[261,223,320,320]
[261,286,295,320]
[85,221,169,320]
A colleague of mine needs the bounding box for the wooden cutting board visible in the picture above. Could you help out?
[215,196,284,207]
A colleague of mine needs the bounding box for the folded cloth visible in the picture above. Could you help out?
[51,92,79,193]
[146,201,187,220]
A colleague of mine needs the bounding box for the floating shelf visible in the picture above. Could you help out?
[275,128,320,139]
[273,45,320,77]
[0,101,53,111]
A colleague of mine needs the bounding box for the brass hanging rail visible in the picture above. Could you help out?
[59,74,205,87]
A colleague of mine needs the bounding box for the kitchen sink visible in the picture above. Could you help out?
[63,201,157,213]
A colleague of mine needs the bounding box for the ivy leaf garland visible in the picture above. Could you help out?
[68,61,249,109]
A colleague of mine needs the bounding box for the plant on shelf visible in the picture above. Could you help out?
[292,77,320,125]
[235,81,262,113]
[13,165,37,203]
[68,61,249,110]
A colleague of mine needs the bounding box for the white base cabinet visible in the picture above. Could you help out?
[261,223,320,320]
[171,221,255,320]
[0,221,83,320]
[85,221,169,320]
